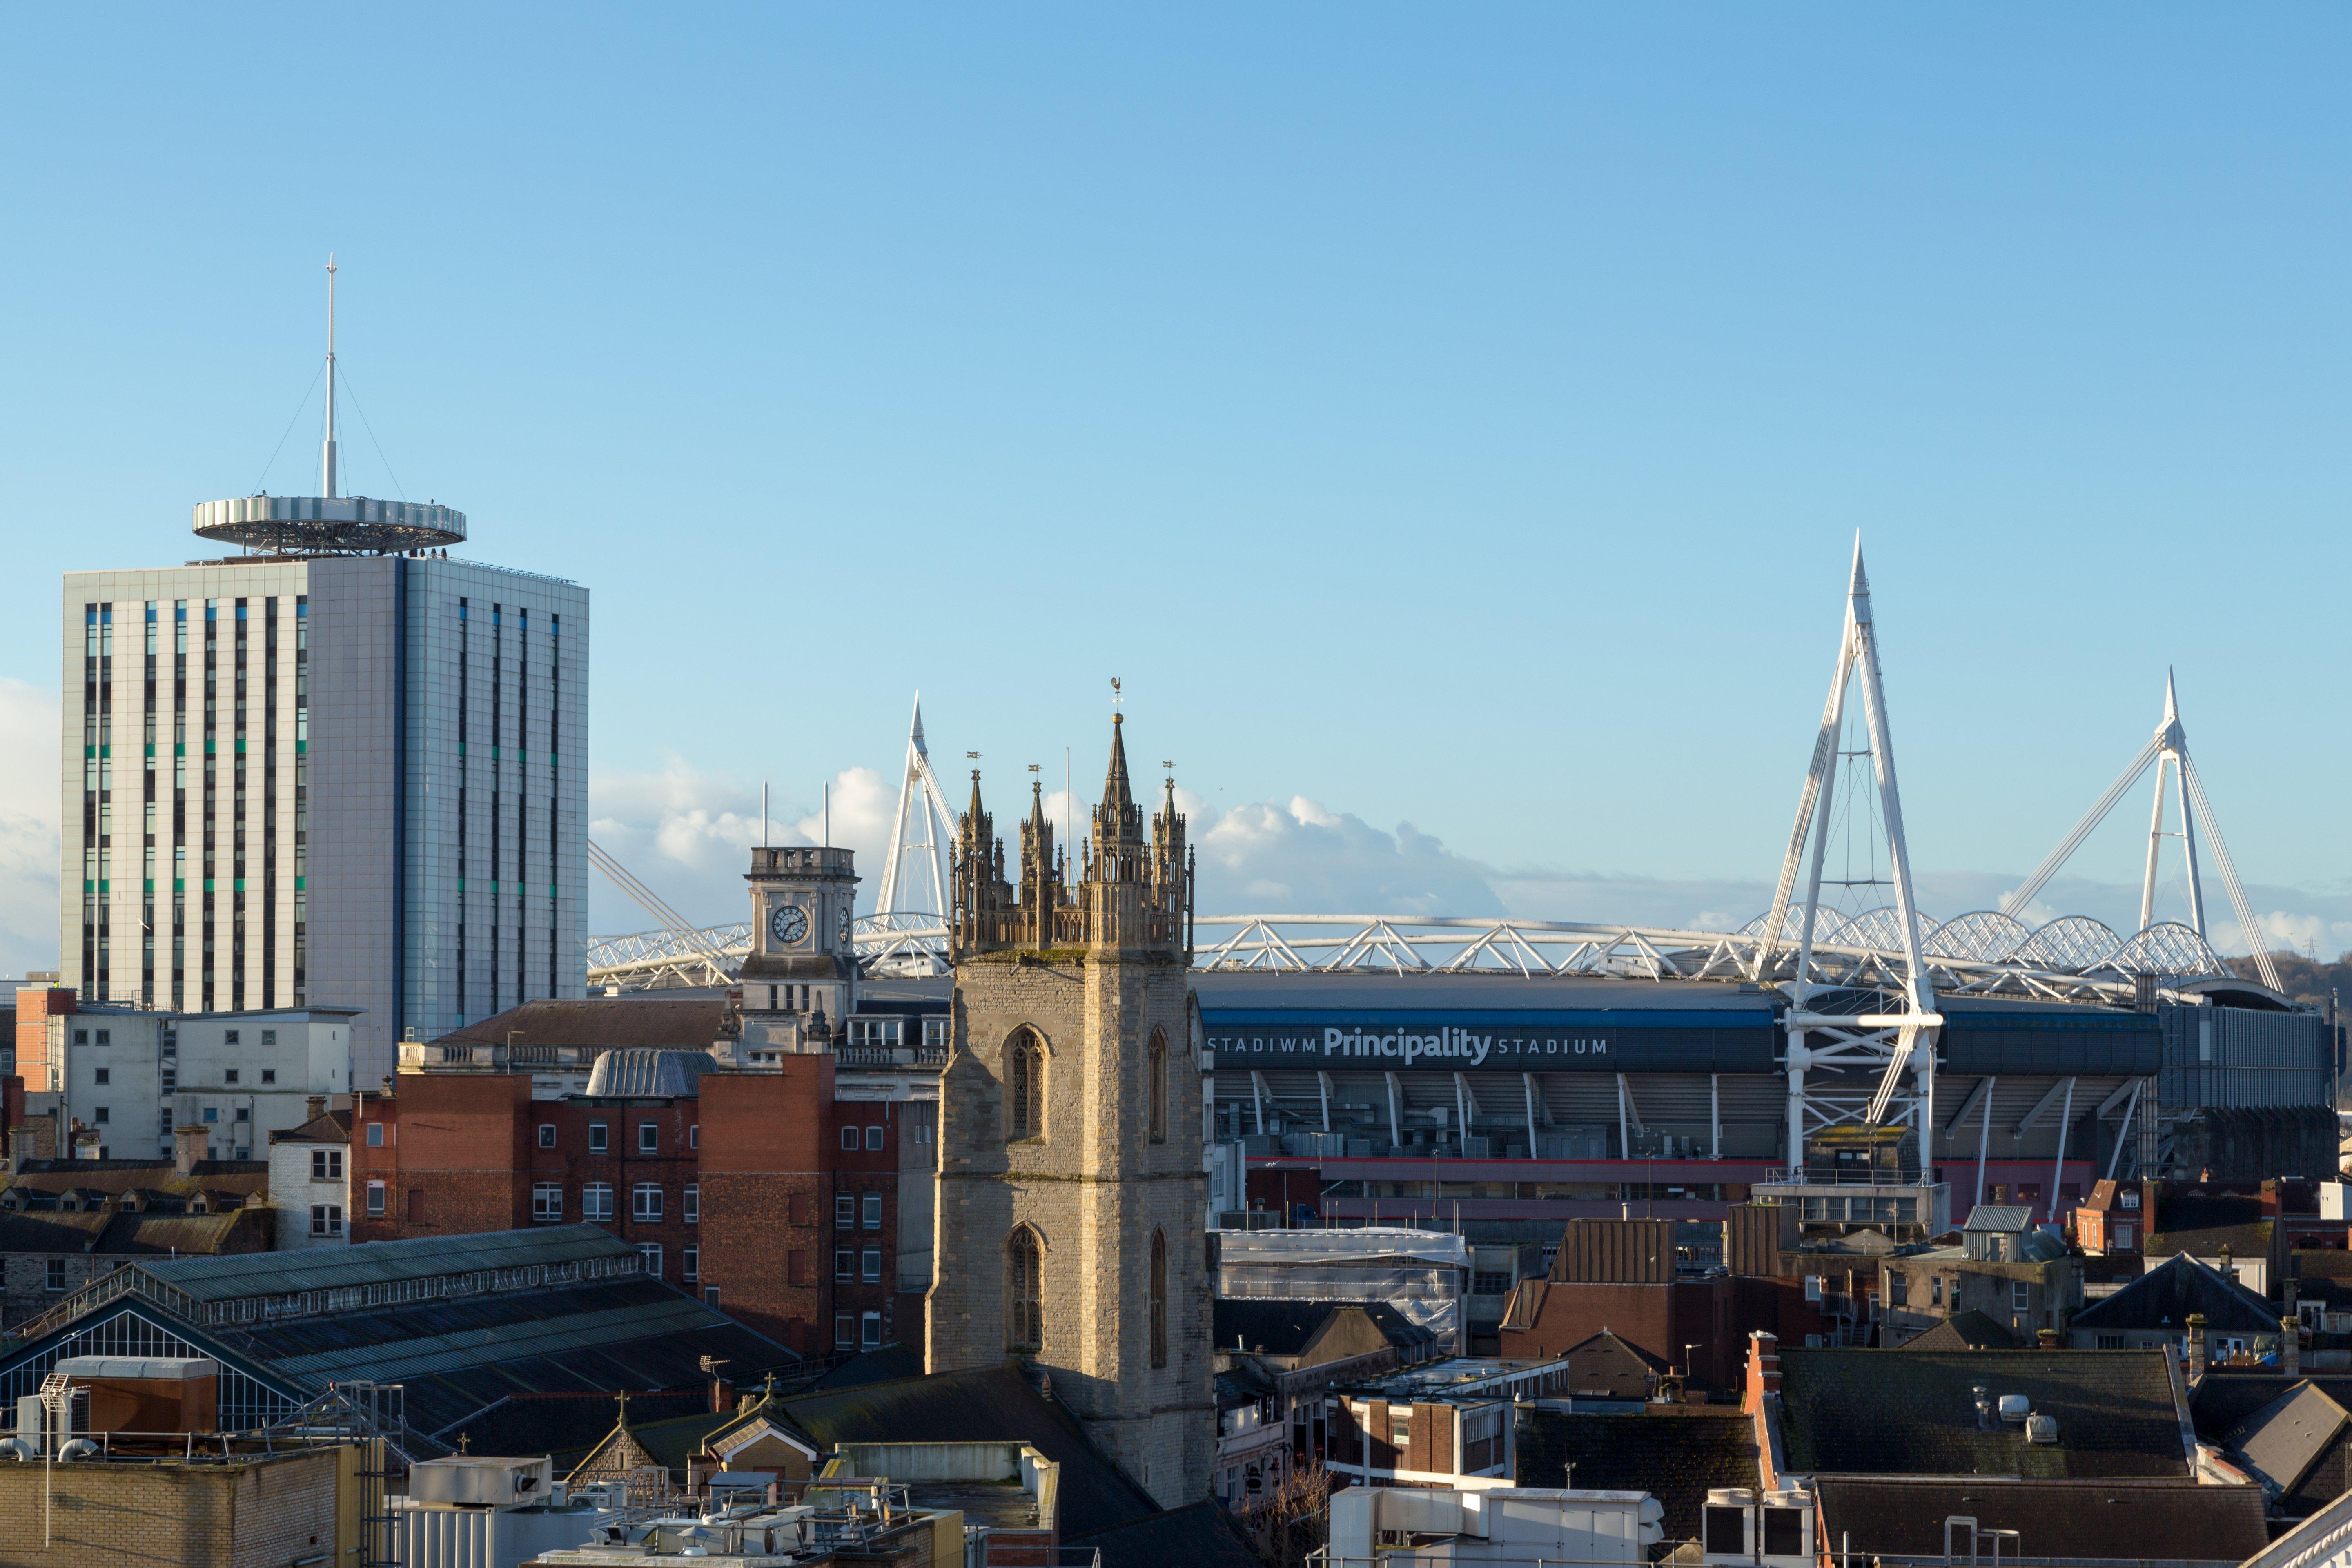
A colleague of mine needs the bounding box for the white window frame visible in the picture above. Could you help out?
[684,1184,699,1224]
[532,1183,564,1223]
[584,1183,615,1221]
[310,1204,343,1237]
[639,1243,662,1278]
[633,1183,664,1222]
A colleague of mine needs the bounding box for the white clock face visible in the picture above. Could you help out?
[770,903,810,946]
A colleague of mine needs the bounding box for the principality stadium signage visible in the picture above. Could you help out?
[1201,1009,1777,1073]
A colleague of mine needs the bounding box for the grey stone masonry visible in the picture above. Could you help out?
[926,717,1213,1507]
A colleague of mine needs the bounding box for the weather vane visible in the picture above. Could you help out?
[1110,676,1122,713]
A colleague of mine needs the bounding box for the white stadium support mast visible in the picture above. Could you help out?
[2001,671,2281,994]
[867,695,960,975]
[1755,537,1942,1169]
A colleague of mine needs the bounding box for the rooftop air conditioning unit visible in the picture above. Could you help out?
[407,1456,555,1508]
[1998,1394,2031,1424]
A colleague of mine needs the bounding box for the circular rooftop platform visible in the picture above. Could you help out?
[192,494,466,555]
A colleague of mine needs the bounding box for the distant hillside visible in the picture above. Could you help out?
[2224,951,2351,1012]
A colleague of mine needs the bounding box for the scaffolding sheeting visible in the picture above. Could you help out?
[1216,1228,1470,1352]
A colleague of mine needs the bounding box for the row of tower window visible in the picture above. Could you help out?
[1003,1026,1170,1143]
[1006,1223,1168,1367]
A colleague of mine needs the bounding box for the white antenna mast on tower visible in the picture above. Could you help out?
[322,254,339,499]
[2002,670,2280,992]
[1756,537,1942,1165]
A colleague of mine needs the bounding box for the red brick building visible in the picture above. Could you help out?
[351,1018,930,1359]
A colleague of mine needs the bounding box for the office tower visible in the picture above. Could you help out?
[60,263,588,1085]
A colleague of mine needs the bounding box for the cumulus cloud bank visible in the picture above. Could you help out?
[584,765,1507,930]
[583,751,2352,959]
[588,755,894,930]
[1194,796,1505,916]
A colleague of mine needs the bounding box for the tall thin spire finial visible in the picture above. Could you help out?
[322,254,340,499]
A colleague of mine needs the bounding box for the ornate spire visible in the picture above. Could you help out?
[1093,713,1143,855]
[1103,715,1134,819]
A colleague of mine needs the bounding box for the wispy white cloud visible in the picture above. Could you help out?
[588,756,893,930]
[0,678,61,979]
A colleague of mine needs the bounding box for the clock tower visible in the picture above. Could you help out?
[739,845,859,1027]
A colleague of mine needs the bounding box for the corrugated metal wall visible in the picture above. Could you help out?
[2158,1005,2330,1111]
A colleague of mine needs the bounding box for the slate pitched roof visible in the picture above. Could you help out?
[1067,1497,1261,1568]
[771,1364,1160,1540]
[0,1208,265,1258]
[1515,1410,1758,1542]
[1210,1297,1432,1361]
[1216,1364,1275,1410]
[2223,1381,2352,1499]
[2148,1194,2276,1261]
[198,1273,798,1437]
[808,1343,922,1390]
[1966,1206,2036,1234]
[2069,1253,2281,1335]
[1815,1477,2267,1564]
[435,1390,714,1464]
[1561,1330,1668,1399]
[1214,1298,1340,1357]
[1775,1349,2190,1479]
[1902,1311,2018,1351]
[268,1110,351,1146]
[434,997,728,1050]
[2194,1372,2352,1435]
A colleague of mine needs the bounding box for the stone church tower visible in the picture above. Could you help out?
[925,713,1212,1506]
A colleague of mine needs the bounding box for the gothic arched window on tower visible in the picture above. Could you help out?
[1147,1028,1168,1145]
[1007,1225,1044,1352]
[1007,1029,1045,1140]
[1149,1227,1169,1369]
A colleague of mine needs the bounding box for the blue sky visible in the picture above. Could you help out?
[2,7,2348,965]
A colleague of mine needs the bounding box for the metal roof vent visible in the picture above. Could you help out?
[1998,1394,2032,1425]
[1973,1385,1994,1430]
[2025,1412,2060,1445]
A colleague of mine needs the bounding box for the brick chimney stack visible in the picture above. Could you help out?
[1746,1331,1780,1410]
[306,1096,327,1123]
[2283,1316,2303,1380]
[174,1124,206,1177]
[2186,1313,2209,1380]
